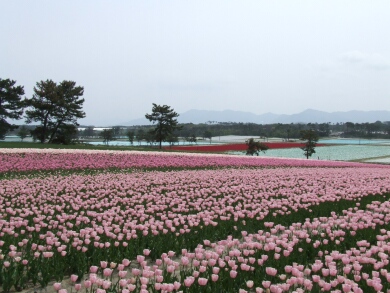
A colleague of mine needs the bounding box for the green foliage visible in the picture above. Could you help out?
[136,129,145,144]
[82,126,95,138]
[126,130,135,145]
[245,138,269,156]
[145,103,180,149]
[16,125,29,142]
[185,134,197,144]
[203,130,212,144]
[145,129,156,145]
[112,126,122,138]
[24,80,85,143]
[30,126,46,143]
[100,129,114,145]
[51,124,78,145]
[300,129,319,159]
[0,78,25,140]
[166,133,178,146]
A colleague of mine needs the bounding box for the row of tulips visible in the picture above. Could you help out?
[1,167,390,258]
[46,197,390,293]
[0,149,388,175]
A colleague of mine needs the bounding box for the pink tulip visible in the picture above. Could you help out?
[102,280,111,289]
[230,270,238,278]
[184,277,195,287]
[103,268,112,277]
[84,280,92,288]
[246,280,254,288]
[266,267,277,276]
[53,283,61,291]
[70,275,78,283]
[122,258,131,266]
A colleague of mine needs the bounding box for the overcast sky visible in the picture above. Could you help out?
[2,1,390,125]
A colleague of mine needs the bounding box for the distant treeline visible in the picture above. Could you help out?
[84,121,390,141]
[8,121,390,143]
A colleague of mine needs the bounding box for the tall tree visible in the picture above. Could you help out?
[100,129,113,145]
[25,80,85,143]
[300,129,319,159]
[204,130,212,144]
[0,78,25,140]
[126,129,135,145]
[136,128,145,145]
[145,104,180,149]
[112,126,122,139]
[48,81,85,143]
[83,126,95,138]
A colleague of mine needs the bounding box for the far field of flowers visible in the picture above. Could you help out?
[1,149,390,293]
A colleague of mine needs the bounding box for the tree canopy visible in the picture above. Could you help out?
[126,130,135,145]
[203,130,212,144]
[0,78,25,140]
[300,129,319,159]
[145,103,180,149]
[17,125,29,142]
[100,129,114,145]
[25,80,85,143]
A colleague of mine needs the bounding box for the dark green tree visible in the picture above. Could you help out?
[166,133,178,146]
[25,80,85,143]
[0,78,25,140]
[190,134,197,144]
[100,129,113,145]
[145,104,181,149]
[185,134,197,144]
[246,138,269,156]
[30,126,45,142]
[136,128,145,145]
[300,129,319,159]
[145,129,155,146]
[204,130,212,144]
[126,130,135,145]
[17,125,29,141]
[112,126,122,139]
[51,124,78,145]
[83,126,95,138]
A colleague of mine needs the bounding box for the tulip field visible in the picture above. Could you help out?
[1,149,390,293]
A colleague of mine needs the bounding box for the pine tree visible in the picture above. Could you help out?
[145,104,181,149]
[0,78,25,139]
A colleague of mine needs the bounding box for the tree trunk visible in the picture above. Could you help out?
[48,121,62,143]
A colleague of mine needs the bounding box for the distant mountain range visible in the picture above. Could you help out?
[122,109,390,126]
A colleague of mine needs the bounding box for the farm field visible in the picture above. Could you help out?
[229,145,390,163]
[167,142,326,153]
[1,149,390,293]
